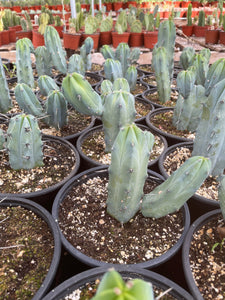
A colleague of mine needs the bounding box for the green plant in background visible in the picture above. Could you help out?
[91,269,154,300]
[84,15,99,34]
[0,56,12,113]
[198,10,205,26]
[115,10,128,34]
[16,37,35,88]
[206,14,213,26]
[100,14,113,32]
[68,11,84,33]
[2,9,20,28]
[144,12,155,31]
[187,3,192,26]
[38,12,50,34]
[34,45,53,77]
[130,19,142,33]
[54,15,62,26]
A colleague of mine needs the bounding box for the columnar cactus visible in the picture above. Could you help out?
[104,58,123,82]
[204,58,225,96]
[152,46,171,103]
[80,37,93,71]
[187,4,192,26]
[44,25,67,74]
[92,269,154,300]
[179,47,195,70]
[192,52,209,86]
[130,19,142,33]
[67,54,85,75]
[101,45,115,60]
[14,83,44,117]
[62,72,103,116]
[0,128,5,150]
[141,156,211,218]
[0,56,12,113]
[6,114,43,170]
[107,124,154,223]
[192,78,225,177]
[125,65,137,91]
[38,75,60,96]
[16,38,35,88]
[44,90,67,129]
[35,46,53,77]
[198,10,205,27]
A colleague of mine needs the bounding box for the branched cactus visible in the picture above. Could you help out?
[14,83,44,117]
[16,38,35,88]
[107,124,154,223]
[44,25,67,74]
[192,78,225,177]
[0,56,12,113]
[35,46,53,77]
[67,54,85,75]
[92,269,154,300]
[44,90,67,129]
[152,46,171,103]
[179,47,195,70]
[6,114,43,170]
[144,13,155,31]
[62,72,103,117]
[38,75,60,96]
[141,156,211,218]
[204,58,225,96]
[100,15,113,32]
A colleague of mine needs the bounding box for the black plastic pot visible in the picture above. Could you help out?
[142,87,178,109]
[136,64,153,76]
[158,142,219,222]
[146,107,194,146]
[42,265,194,300]
[182,209,222,300]
[52,165,190,270]
[76,124,168,172]
[0,197,61,300]
[0,135,80,212]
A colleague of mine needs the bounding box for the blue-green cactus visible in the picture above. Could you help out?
[100,79,113,100]
[104,58,123,82]
[44,25,67,74]
[44,90,67,129]
[192,53,209,86]
[37,75,60,96]
[80,36,93,71]
[204,58,225,96]
[67,54,85,76]
[112,78,130,93]
[101,44,115,60]
[107,124,154,223]
[92,269,154,300]
[62,72,103,117]
[14,83,44,117]
[16,38,35,88]
[192,78,225,177]
[125,65,137,91]
[176,67,196,99]
[141,156,211,218]
[0,56,12,113]
[34,46,53,77]
[6,114,43,170]
[0,128,5,150]
[218,176,225,221]
[179,47,196,70]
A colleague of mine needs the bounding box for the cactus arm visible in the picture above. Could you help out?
[101,44,115,60]
[34,46,53,77]
[44,90,67,129]
[176,68,196,99]
[44,26,67,74]
[115,43,130,77]
[102,90,136,152]
[113,78,130,93]
[16,38,35,88]
[125,66,137,92]
[6,114,43,170]
[80,37,93,71]
[179,47,195,70]
[68,54,85,75]
[152,46,171,104]
[107,124,154,223]
[205,58,225,96]
[141,156,211,219]
[62,72,103,117]
[192,54,209,86]
[0,56,12,113]
[104,59,123,82]
[38,75,60,96]
[14,83,44,117]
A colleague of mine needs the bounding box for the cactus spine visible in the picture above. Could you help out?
[192,79,225,177]
[44,25,67,74]
[16,38,35,88]
[35,46,52,77]
[0,56,12,113]
[38,75,60,96]
[62,72,103,117]
[141,156,211,218]
[44,90,67,129]
[92,269,154,300]
[6,114,43,170]
[107,124,154,223]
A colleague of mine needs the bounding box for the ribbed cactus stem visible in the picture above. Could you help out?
[107,124,154,223]
[125,65,137,91]
[35,46,53,77]
[192,53,209,86]
[44,90,67,129]
[179,47,195,70]
[0,128,5,150]
[80,37,93,71]
[0,56,12,113]
[67,54,85,75]
[44,25,67,74]
[38,75,60,96]
[141,156,211,218]
[101,44,115,60]
[14,83,44,117]
[16,38,35,88]
[176,68,196,99]
[62,72,103,117]
[6,114,43,170]
[104,58,123,82]
[205,58,225,96]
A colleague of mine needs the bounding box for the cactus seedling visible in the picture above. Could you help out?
[92,269,154,300]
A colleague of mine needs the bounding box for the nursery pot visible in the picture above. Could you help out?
[82,33,100,50]
[99,30,112,46]
[52,166,190,270]
[143,31,158,49]
[129,32,144,47]
[111,32,130,48]
[63,32,81,50]
[1,30,10,45]
[219,30,225,45]
[205,29,219,44]
[182,25,194,37]
[42,265,194,300]
[0,197,61,300]
[182,209,223,300]
[193,25,209,37]
[32,30,45,48]
[16,30,33,41]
